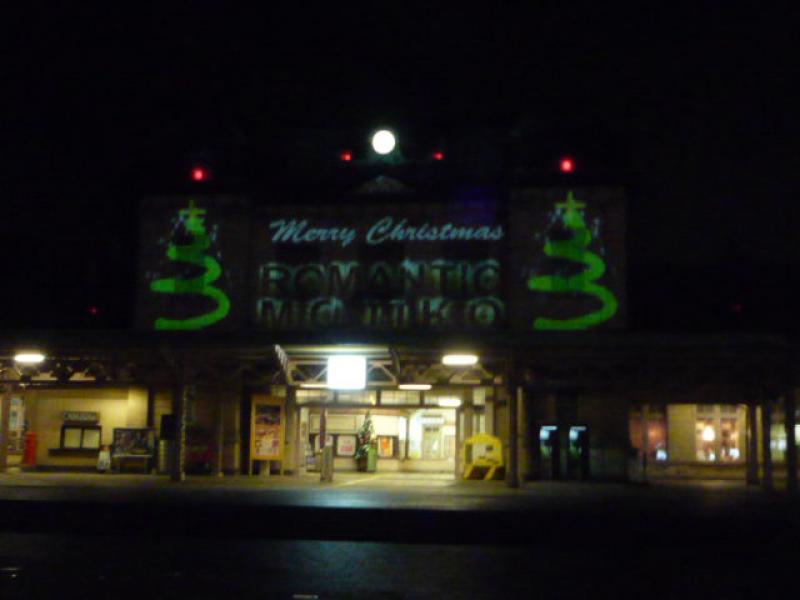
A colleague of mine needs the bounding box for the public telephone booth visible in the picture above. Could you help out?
[567,425,590,480]
[539,425,560,480]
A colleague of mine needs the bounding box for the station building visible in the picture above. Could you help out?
[1,180,796,490]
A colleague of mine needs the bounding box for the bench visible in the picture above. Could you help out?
[111,453,152,474]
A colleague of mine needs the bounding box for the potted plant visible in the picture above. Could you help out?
[355,412,376,472]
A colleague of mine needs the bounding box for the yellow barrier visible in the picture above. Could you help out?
[462,433,504,480]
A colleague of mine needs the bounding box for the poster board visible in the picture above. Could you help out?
[251,396,285,462]
[112,428,152,455]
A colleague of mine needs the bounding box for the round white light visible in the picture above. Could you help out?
[701,425,716,442]
[371,129,396,155]
[398,383,432,391]
[14,352,45,365]
[442,354,478,366]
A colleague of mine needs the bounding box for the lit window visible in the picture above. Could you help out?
[694,405,742,462]
[377,436,396,458]
[296,389,334,404]
[336,435,357,457]
[473,413,486,434]
[425,392,463,408]
[336,390,377,405]
[770,422,800,462]
[61,425,101,450]
[380,390,421,406]
[472,387,489,406]
[629,405,668,461]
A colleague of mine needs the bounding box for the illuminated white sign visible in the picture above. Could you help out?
[327,355,367,390]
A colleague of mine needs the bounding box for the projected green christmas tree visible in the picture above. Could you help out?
[150,199,231,330]
[528,191,618,330]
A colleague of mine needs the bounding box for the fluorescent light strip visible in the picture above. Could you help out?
[442,354,478,366]
[14,352,45,364]
[398,383,432,391]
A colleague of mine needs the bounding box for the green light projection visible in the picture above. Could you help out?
[150,200,231,330]
[527,191,618,330]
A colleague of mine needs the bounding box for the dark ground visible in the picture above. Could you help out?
[1,478,798,598]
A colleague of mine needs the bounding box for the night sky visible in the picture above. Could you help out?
[2,5,795,334]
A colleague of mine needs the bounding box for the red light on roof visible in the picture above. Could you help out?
[340,150,353,162]
[88,305,99,316]
[191,166,207,182]
[559,157,575,173]
[432,151,444,161]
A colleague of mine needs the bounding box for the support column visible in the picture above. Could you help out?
[295,394,303,477]
[641,404,650,483]
[463,389,474,443]
[746,402,759,485]
[171,380,189,482]
[0,391,11,473]
[761,397,773,490]
[146,386,156,475]
[404,415,410,461]
[319,407,332,483]
[215,396,224,477]
[319,407,327,449]
[785,390,797,494]
[146,386,156,428]
[506,385,520,488]
[454,407,461,478]
[517,387,527,480]
[243,392,252,476]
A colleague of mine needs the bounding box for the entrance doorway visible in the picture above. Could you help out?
[422,425,442,459]
[299,405,457,474]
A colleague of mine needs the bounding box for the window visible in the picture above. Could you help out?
[336,435,357,457]
[380,390,421,406]
[61,425,101,450]
[296,389,334,404]
[425,392,462,408]
[472,387,489,406]
[768,405,800,462]
[474,413,486,434]
[336,390,377,405]
[422,426,442,459]
[377,436,397,458]
[695,405,742,462]
[310,433,334,452]
[629,405,668,461]
[770,421,800,462]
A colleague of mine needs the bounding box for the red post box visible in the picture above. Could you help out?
[23,432,37,466]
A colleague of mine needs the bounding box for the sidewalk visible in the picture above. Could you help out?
[0,468,781,510]
[0,470,461,490]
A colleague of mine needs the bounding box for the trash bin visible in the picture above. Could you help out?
[97,445,111,472]
[22,432,37,466]
[462,433,504,480]
[366,444,377,472]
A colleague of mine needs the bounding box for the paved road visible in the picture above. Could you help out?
[0,533,727,599]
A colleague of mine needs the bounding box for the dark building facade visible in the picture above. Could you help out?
[1,180,796,490]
